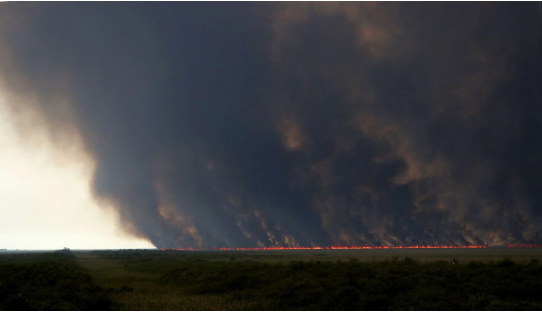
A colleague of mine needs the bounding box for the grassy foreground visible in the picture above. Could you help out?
[0,251,112,310]
[2,249,542,310]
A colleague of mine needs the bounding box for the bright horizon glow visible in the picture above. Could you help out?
[0,94,155,250]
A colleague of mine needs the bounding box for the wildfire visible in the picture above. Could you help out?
[218,245,489,250]
[160,244,542,251]
[219,246,324,251]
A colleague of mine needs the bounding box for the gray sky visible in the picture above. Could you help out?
[0,91,153,249]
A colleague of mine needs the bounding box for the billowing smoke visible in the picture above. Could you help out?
[0,2,541,248]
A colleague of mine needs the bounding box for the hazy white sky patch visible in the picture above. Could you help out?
[0,94,155,250]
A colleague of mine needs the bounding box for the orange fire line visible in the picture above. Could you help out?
[159,244,542,251]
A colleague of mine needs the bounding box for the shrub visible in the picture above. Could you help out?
[0,256,113,310]
[160,257,542,310]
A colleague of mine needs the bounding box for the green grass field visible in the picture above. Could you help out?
[2,248,542,310]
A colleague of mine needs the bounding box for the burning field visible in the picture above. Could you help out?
[169,244,542,251]
[1,3,541,310]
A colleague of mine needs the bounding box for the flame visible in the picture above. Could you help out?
[219,246,324,251]
[159,244,542,251]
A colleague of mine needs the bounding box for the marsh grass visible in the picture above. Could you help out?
[0,251,113,310]
[78,250,542,310]
[3,249,542,310]
[156,257,542,310]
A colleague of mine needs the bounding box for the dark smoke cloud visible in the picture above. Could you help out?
[0,2,541,247]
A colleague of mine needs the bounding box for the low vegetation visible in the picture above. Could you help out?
[0,251,113,310]
[160,257,542,310]
[2,250,542,310]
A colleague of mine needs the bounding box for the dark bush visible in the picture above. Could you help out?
[160,257,542,310]
[0,256,113,310]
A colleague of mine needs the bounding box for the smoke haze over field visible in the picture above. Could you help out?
[1,2,541,248]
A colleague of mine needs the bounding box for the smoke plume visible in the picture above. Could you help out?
[1,2,541,247]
